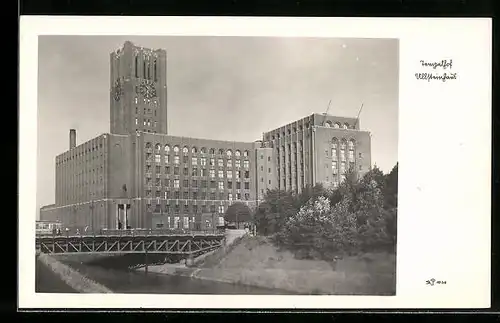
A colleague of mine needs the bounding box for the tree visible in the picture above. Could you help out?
[224,202,252,228]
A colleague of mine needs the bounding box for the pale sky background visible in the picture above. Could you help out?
[36,36,398,217]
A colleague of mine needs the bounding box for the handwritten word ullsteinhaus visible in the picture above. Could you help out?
[415,72,457,82]
[426,278,447,286]
[420,59,453,69]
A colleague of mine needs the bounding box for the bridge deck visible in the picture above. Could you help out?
[35,231,226,256]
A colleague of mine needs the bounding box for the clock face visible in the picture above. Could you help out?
[113,80,123,101]
[135,80,157,99]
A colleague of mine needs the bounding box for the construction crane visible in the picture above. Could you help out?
[353,102,364,129]
[322,99,332,126]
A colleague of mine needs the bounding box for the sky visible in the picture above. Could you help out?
[36,36,399,216]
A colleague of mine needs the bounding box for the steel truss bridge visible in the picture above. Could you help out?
[35,229,226,257]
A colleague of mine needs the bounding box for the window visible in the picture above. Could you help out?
[218,170,224,178]
[343,123,349,129]
[218,159,224,167]
[192,157,198,165]
[192,147,197,154]
[218,181,224,190]
[245,193,250,200]
[332,161,338,170]
[201,180,207,188]
[183,156,188,164]
[244,171,250,179]
[228,181,233,189]
[260,154,264,159]
[192,167,198,176]
[269,180,271,185]
[201,147,207,154]
[155,154,161,163]
[183,217,189,229]
[174,167,179,175]
[334,123,341,129]
[201,169,207,177]
[210,158,215,166]
[341,161,346,173]
[260,166,264,171]
[268,168,271,173]
[173,179,180,188]
[243,150,249,157]
[135,118,138,125]
[236,171,241,179]
[268,156,271,162]
[235,160,241,168]
[243,160,249,168]
[210,169,215,178]
[349,150,354,160]
[183,168,188,176]
[209,148,215,154]
[325,121,332,127]
[183,190,189,198]
[228,193,233,201]
[165,145,170,153]
[359,165,362,170]
[173,146,180,154]
[227,159,232,168]
[135,97,138,104]
[244,182,250,189]
[236,182,241,189]
[200,157,207,166]
[218,205,225,214]
[359,152,363,158]
[219,149,224,156]
[165,155,170,164]
[227,150,232,158]
[235,150,241,157]
[227,170,233,179]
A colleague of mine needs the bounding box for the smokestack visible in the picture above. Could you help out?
[69,129,76,149]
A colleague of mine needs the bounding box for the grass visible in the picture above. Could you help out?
[194,235,396,295]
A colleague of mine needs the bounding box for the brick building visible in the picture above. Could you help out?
[40,41,371,231]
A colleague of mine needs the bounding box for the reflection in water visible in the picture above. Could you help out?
[56,257,292,295]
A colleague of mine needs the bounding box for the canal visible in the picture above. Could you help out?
[36,256,295,295]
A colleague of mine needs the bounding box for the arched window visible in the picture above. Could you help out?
[340,139,347,150]
[182,146,189,154]
[155,143,161,152]
[243,150,249,157]
[334,122,341,129]
[201,147,207,154]
[219,149,224,155]
[164,144,170,153]
[348,140,355,150]
[343,123,349,129]
[173,146,180,154]
[145,142,152,149]
[209,148,215,154]
[191,147,197,154]
[299,125,303,131]
[235,150,241,157]
[226,150,233,158]
[287,129,291,135]
[325,121,332,127]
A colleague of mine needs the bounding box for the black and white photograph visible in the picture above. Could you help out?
[34,35,399,296]
[20,16,491,309]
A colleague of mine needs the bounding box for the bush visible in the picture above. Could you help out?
[257,164,398,260]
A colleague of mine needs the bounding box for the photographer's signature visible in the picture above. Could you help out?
[426,278,447,286]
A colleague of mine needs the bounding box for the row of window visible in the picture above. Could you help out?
[57,148,105,164]
[146,190,251,201]
[267,121,354,141]
[145,165,252,179]
[146,178,251,190]
[146,155,251,169]
[145,143,250,157]
[154,217,223,229]
[149,205,225,215]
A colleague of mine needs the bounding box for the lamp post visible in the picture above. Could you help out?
[90,199,95,235]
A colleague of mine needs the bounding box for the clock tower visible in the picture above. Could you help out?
[109,41,168,135]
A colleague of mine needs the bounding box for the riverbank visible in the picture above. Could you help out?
[137,235,396,295]
[36,253,112,293]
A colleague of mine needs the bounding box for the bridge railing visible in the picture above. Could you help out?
[36,228,225,238]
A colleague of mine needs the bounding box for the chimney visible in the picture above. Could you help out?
[69,129,76,149]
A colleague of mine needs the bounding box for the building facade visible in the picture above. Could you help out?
[40,41,371,232]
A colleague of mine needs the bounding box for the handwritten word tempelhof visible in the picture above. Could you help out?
[416,59,457,82]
